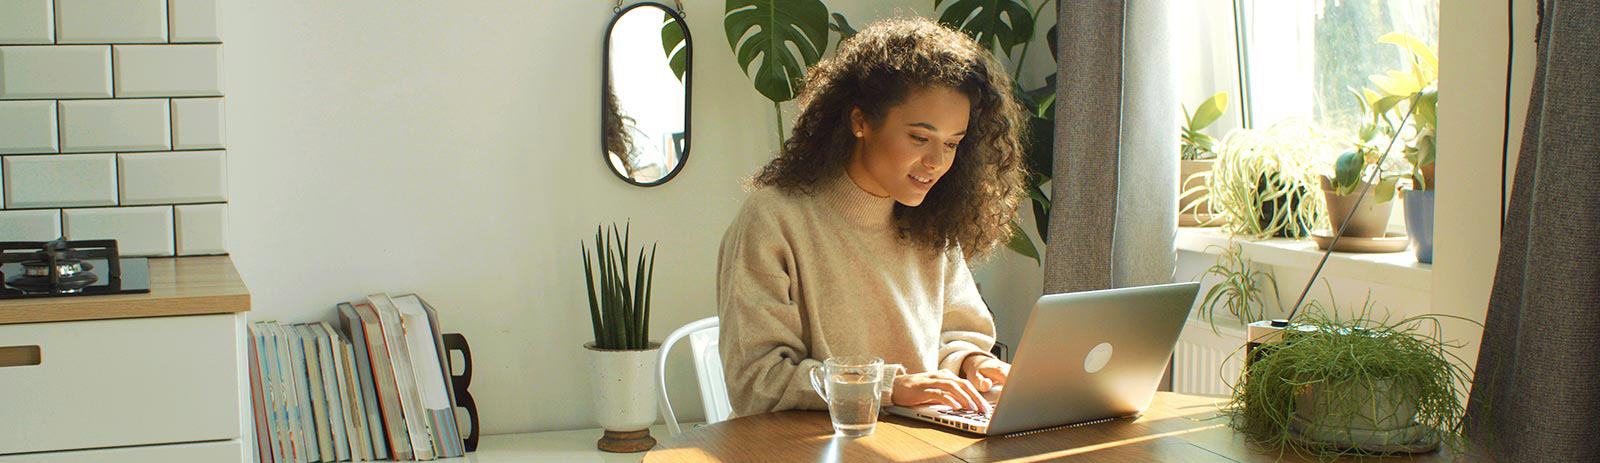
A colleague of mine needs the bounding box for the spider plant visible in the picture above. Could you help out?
[1205,119,1340,239]
[580,222,657,350]
[1195,243,1281,332]
[1223,294,1478,458]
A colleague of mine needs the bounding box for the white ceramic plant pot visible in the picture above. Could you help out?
[1294,378,1418,431]
[585,342,661,432]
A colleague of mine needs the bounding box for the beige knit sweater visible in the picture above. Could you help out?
[716,171,998,417]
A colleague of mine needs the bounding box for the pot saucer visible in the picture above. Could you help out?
[1287,413,1440,454]
[1311,230,1409,253]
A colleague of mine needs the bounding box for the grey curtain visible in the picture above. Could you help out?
[1464,2,1600,462]
[1045,0,1178,294]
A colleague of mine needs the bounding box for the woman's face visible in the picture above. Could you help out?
[849,86,971,207]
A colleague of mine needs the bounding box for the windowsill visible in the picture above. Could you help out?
[1176,227,1431,292]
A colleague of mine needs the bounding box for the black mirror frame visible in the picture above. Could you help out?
[601,2,693,188]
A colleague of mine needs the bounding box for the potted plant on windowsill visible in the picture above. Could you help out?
[1312,90,1414,252]
[1179,92,1229,227]
[1205,119,1338,240]
[1224,300,1477,457]
[1365,33,1438,263]
[580,223,660,453]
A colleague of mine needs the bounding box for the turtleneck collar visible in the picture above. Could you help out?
[816,169,897,229]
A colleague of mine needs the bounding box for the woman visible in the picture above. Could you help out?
[717,17,1028,417]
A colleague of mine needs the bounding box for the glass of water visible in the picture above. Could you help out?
[807,355,885,437]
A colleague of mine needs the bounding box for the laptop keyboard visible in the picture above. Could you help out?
[938,399,999,423]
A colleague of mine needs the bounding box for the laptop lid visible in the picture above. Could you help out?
[984,282,1199,435]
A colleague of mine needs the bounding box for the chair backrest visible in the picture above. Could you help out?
[657,316,731,435]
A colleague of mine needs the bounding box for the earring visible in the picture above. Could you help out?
[855,131,863,137]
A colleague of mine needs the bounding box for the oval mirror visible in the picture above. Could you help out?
[602,2,692,187]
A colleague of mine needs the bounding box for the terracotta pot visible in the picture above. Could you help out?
[1319,177,1395,238]
[1179,159,1220,227]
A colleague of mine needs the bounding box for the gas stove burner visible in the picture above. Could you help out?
[10,258,99,293]
[0,238,137,297]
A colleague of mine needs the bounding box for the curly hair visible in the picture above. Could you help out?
[752,16,1027,260]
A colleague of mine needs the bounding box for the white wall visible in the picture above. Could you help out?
[224,0,1065,434]
[1433,0,1537,374]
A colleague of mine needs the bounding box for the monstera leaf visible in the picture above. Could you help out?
[934,0,1035,57]
[829,12,857,43]
[723,0,831,103]
[662,16,688,82]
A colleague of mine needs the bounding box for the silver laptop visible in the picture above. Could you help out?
[885,282,1200,435]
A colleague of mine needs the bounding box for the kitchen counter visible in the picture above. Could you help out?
[0,256,250,325]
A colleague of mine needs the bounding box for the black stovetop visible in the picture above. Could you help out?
[0,239,152,300]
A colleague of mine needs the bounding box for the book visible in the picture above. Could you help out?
[272,322,308,458]
[338,335,373,461]
[338,303,390,460]
[312,324,351,462]
[354,301,413,461]
[278,320,312,461]
[320,323,361,461]
[395,294,465,457]
[296,325,333,462]
[248,323,278,463]
[369,293,436,460]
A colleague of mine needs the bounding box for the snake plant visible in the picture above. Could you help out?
[580,223,657,350]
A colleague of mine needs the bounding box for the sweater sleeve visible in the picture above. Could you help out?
[937,250,998,375]
[716,213,827,417]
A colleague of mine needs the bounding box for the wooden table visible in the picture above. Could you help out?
[644,392,1471,462]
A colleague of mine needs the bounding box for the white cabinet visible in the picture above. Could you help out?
[0,313,248,462]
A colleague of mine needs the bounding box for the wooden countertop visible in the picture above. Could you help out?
[0,256,250,325]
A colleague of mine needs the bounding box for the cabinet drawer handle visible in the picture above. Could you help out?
[0,345,41,367]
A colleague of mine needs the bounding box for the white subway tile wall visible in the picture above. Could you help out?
[167,0,220,43]
[0,45,112,99]
[172,97,224,149]
[0,101,58,153]
[118,150,226,205]
[58,99,171,152]
[54,0,167,44]
[3,154,118,208]
[64,206,174,256]
[0,0,54,44]
[113,44,222,97]
[0,0,227,255]
[175,203,225,255]
[0,209,63,241]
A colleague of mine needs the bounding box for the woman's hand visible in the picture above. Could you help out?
[890,369,991,414]
[960,354,1011,393]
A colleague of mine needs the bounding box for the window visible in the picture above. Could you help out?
[1237,0,1439,135]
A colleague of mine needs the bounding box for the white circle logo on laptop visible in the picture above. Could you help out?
[1084,342,1113,374]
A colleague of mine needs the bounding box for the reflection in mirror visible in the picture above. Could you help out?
[602,3,691,186]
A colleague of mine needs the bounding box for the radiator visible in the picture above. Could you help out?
[1173,318,1247,397]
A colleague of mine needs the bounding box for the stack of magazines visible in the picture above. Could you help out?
[248,293,466,462]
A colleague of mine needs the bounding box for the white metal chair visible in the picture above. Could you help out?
[656,316,731,435]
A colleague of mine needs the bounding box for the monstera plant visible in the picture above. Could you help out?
[722,0,832,145]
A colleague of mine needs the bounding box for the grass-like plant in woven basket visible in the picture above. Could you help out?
[1222,293,1478,458]
[1203,119,1340,239]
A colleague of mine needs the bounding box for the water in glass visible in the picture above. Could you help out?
[824,372,880,436]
